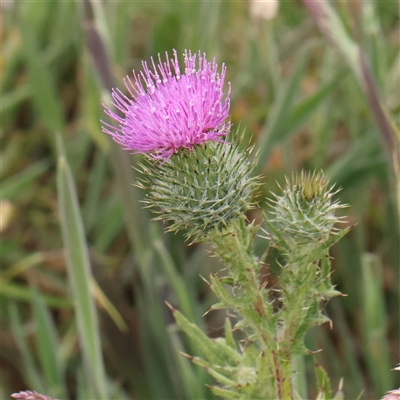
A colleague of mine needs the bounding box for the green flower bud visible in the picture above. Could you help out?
[138,141,259,241]
[268,171,346,253]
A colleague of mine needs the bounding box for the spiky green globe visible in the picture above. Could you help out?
[140,142,258,240]
[268,171,346,253]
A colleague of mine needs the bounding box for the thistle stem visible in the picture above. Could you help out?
[210,219,295,399]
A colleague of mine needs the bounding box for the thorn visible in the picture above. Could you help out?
[199,275,210,285]
[307,348,322,354]
[202,309,212,317]
[165,301,176,312]
[180,351,194,360]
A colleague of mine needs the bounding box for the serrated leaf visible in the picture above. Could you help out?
[172,308,221,365]
[209,385,243,399]
[224,318,237,350]
[315,361,332,400]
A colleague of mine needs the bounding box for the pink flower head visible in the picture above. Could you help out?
[11,391,56,400]
[102,49,231,160]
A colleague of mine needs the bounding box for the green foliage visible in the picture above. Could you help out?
[172,306,277,400]
[166,171,349,399]
[31,287,65,398]
[314,362,333,400]
[56,133,108,398]
[2,0,398,399]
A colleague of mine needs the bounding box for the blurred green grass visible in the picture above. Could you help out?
[1,1,399,399]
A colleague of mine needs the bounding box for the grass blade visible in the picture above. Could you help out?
[361,253,393,397]
[56,133,107,398]
[21,21,64,138]
[8,302,44,392]
[255,45,311,174]
[153,232,198,323]
[1,161,49,201]
[283,69,347,135]
[31,287,66,398]
[301,0,360,83]
[302,0,397,173]
[1,281,71,309]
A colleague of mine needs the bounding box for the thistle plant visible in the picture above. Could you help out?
[102,50,350,399]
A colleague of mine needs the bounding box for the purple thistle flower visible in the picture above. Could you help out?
[102,49,231,160]
[11,391,57,400]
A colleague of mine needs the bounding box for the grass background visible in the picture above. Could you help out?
[1,0,399,399]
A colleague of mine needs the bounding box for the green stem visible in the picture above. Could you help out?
[210,219,295,399]
[283,256,318,335]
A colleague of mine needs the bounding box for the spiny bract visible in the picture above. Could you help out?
[268,171,347,252]
[138,141,258,241]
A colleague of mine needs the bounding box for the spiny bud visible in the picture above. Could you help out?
[268,171,346,253]
[139,141,258,241]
